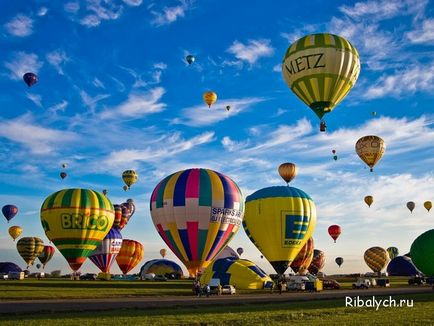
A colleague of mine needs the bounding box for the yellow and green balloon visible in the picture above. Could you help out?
[16,237,44,268]
[364,246,388,273]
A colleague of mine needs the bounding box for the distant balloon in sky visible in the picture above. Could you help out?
[332,150,338,161]
[364,195,374,207]
[203,91,217,108]
[102,189,108,196]
[355,135,386,172]
[335,257,344,267]
[282,33,361,132]
[328,225,341,243]
[226,105,231,111]
[8,226,22,241]
[364,246,388,273]
[38,245,55,268]
[278,162,298,185]
[40,188,115,271]
[186,54,195,64]
[122,170,138,190]
[407,201,415,213]
[387,246,399,260]
[23,72,38,87]
[123,185,128,191]
[160,248,167,259]
[424,201,432,212]
[16,237,44,268]
[372,111,377,117]
[2,205,18,223]
[60,172,67,180]
[62,163,68,169]
[236,247,244,256]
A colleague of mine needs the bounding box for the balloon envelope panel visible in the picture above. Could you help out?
[410,229,434,276]
[387,256,421,276]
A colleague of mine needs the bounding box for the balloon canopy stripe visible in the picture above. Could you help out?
[246,186,312,202]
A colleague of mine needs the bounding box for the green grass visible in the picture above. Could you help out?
[0,293,433,325]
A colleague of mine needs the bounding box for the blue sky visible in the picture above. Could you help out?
[0,0,433,276]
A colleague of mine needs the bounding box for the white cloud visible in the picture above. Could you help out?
[4,14,33,37]
[123,0,142,6]
[172,97,266,127]
[64,2,80,13]
[46,50,69,75]
[151,0,193,26]
[93,78,105,89]
[406,19,434,43]
[26,93,42,107]
[80,14,102,27]
[48,100,68,114]
[221,136,249,152]
[80,0,123,27]
[37,7,48,17]
[364,63,434,99]
[4,52,43,81]
[0,114,78,155]
[80,90,110,113]
[101,87,166,119]
[227,39,274,65]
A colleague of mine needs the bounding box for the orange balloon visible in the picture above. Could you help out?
[278,163,298,185]
[203,91,217,108]
[116,239,144,274]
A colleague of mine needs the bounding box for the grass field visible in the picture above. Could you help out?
[0,293,433,325]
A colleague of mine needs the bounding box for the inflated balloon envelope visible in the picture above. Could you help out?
[40,188,115,272]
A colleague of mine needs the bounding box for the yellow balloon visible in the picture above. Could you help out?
[355,135,386,172]
[364,195,374,207]
[282,33,360,128]
[243,186,316,275]
[8,225,22,241]
[122,170,138,189]
[424,201,432,212]
[203,91,217,108]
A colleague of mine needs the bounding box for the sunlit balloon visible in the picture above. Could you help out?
[116,239,144,274]
[236,247,244,256]
[244,186,316,275]
[423,201,432,212]
[364,246,388,273]
[407,201,415,213]
[291,237,314,274]
[328,225,341,243]
[186,54,195,65]
[203,91,217,108]
[308,249,325,274]
[282,33,360,131]
[16,237,44,268]
[150,168,244,277]
[62,163,68,169]
[8,226,22,241]
[40,188,115,271]
[410,229,434,276]
[160,248,167,259]
[23,72,38,87]
[38,245,55,268]
[278,162,298,185]
[355,135,386,172]
[122,170,138,190]
[335,257,344,267]
[387,246,399,260]
[2,205,18,223]
[89,226,123,273]
[364,195,374,207]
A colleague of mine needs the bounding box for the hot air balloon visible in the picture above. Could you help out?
[260,255,264,259]
[123,199,136,217]
[226,105,231,111]
[62,163,68,169]
[8,226,22,241]
[40,188,115,272]
[2,205,18,223]
[140,259,183,279]
[278,162,298,185]
[308,249,325,275]
[102,189,108,196]
[150,168,245,277]
[123,185,128,191]
[23,72,38,87]
[160,248,167,259]
[424,201,432,212]
[36,264,41,269]
[372,111,377,117]
[407,201,415,213]
[116,239,144,274]
[236,247,244,256]
[113,204,123,229]
[335,257,344,267]
[332,150,338,161]
[186,54,195,65]
[290,237,314,274]
[89,226,123,273]
[122,170,138,190]
[364,247,388,274]
[355,135,386,172]
[38,245,55,268]
[203,91,217,108]
[364,195,374,207]
[328,225,341,243]
[244,186,316,275]
[60,172,67,180]
[16,237,44,268]
[410,229,434,276]
[282,33,360,132]
[387,247,399,260]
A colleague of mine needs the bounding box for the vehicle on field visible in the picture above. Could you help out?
[286,281,305,291]
[408,276,425,285]
[0,274,8,280]
[154,275,168,281]
[376,278,390,287]
[80,273,97,280]
[8,272,24,280]
[352,278,371,289]
[305,279,323,292]
[221,285,236,295]
[322,279,341,289]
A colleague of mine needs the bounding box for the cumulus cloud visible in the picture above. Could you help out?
[46,50,69,75]
[151,0,194,26]
[227,39,274,65]
[406,18,434,43]
[4,14,33,37]
[122,0,142,6]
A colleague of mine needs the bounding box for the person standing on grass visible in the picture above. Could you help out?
[206,285,211,297]
[278,281,282,294]
[217,283,222,296]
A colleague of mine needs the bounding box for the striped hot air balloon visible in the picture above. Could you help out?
[116,239,144,274]
[89,226,123,273]
[122,170,138,189]
[150,168,244,277]
[38,245,55,268]
[290,237,314,274]
[243,186,317,275]
[387,247,399,260]
[364,246,388,274]
[308,249,325,275]
[40,188,114,272]
[16,237,44,268]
